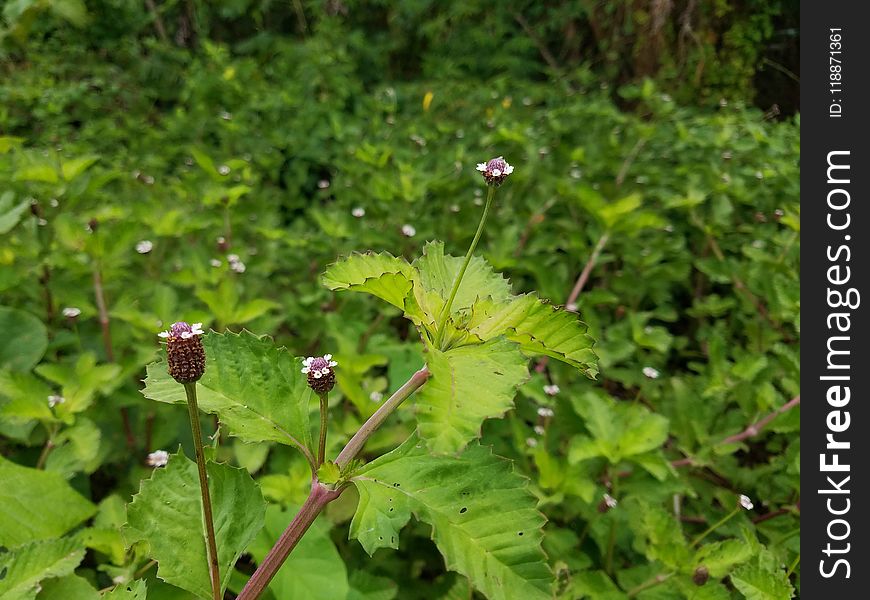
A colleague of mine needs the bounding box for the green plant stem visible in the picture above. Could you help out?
[626,572,674,597]
[786,553,800,577]
[434,185,496,348]
[604,467,619,575]
[184,383,221,600]
[335,366,430,468]
[317,392,328,467]
[35,424,59,470]
[237,480,342,600]
[691,506,740,547]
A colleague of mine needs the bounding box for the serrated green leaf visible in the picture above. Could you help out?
[142,331,314,463]
[0,456,96,546]
[416,338,529,454]
[102,580,147,600]
[568,391,669,464]
[468,294,597,377]
[124,452,265,600]
[0,306,48,372]
[730,563,793,600]
[350,435,552,600]
[413,241,511,314]
[248,504,349,600]
[0,538,85,600]
[323,251,417,311]
[625,499,691,570]
[568,569,627,600]
[694,539,753,577]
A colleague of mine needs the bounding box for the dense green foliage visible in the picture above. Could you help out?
[1,3,799,600]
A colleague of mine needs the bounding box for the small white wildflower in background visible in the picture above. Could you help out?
[112,575,127,585]
[227,254,240,263]
[136,240,153,254]
[37,218,48,226]
[603,493,618,509]
[352,207,366,218]
[370,391,384,403]
[147,450,170,467]
[50,198,59,207]
[525,437,538,448]
[643,366,660,380]
[533,425,545,436]
[230,261,246,274]
[401,224,416,237]
[752,240,764,249]
[450,204,460,213]
[62,307,81,318]
[755,171,764,180]
[318,179,331,189]
[220,111,232,121]
[721,151,733,160]
[774,208,784,217]
[739,494,754,510]
[543,385,560,397]
[210,259,222,268]
[47,395,65,408]
[661,94,672,103]
[218,165,230,176]
[537,406,555,418]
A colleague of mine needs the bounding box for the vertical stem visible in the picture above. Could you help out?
[93,262,136,450]
[184,383,221,600]
[434,186,496,348]
[317,392,328,467]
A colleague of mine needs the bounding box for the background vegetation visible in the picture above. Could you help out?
[1,2,800,599]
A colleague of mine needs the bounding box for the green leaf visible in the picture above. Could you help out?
[468,295,598,377]
[35,353,121,419]
[0,192,30,234]
[0,456,96,546]
[60,155,99,181]
[568,391,669,464]
[730,563,793,600]
[102,580,147,600]
[694,539,753,577]
[323,251,417,311]
[0,370,56,423]
[415,339,529,454]
[124,452,265,600]
[35,574,99,600]
[0,538,85,600]
[625,499,691,570]
[248,504,349,600]
[413,241,511,314]
[347,571,398,600]
[44,417,102,478]
[350,435,552,600]
[142,331,314,462]
[0,307,48,372]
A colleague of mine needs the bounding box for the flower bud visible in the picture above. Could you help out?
[692,566,709,586]
[302,354,338,394]
[476,156,514,187]
[159,322,206,383]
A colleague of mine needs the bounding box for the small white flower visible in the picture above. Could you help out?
[533,425,546,436]
[210,259,222,268]
[642,366,660,380]
[47,395,65,408]
[739,494,754,510]
[525,437,538,448]
[136,240,153,254]
[543,385,560,397]
[230,261,246,274]
[218,165,230,176]
[158,322,204,339]
[220,111,232,121]
[301,355,338,378]
[352,207,366,218]
[537,406,555,418]
[370,391,384,403]
[62,307,82,318]
[112,575,127,585]
[401,224,416,237]
[227,254,240,263]
[603,493,618,508]
[318,179,330,189]
[147,450,170,467]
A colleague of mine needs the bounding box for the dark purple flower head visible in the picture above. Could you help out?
[159,321,206,383]
[476,156,514,187]
[302,354,338,394]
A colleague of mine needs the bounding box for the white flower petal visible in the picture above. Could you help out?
[323,354,332,361]
[476,163,487,171]
[301,367,310,374]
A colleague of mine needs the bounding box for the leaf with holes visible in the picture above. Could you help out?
[350,435,552,600]
[468,294,597,377]
[142,331,314,464]
[415,338,529,454]
[124,452,265,600]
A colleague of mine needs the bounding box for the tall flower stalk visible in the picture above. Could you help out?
[159,321,221,600]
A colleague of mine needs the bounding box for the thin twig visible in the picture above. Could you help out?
[512,11,562,75]
[626,572,674,597]
[719,395,800,446]
[144,0,169,42]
